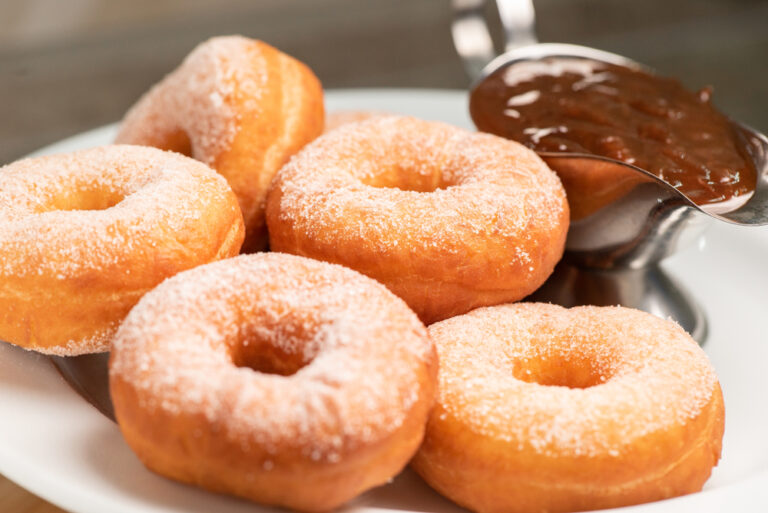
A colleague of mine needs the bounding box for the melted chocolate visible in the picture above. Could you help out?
[470,58,756,207]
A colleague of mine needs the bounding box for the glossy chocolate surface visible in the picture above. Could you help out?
[470,58,756,207]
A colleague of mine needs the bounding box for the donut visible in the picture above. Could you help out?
[116,35,324,252]
[412,303,725,513]
[0,145,244,355]
[266,116,569,324]
[109,252,438,512]
[324,110,387,133]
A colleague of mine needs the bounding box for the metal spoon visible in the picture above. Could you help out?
[452,0,768,343]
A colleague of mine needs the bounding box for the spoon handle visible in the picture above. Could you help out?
[497,0,538,50]
[451,0,538,80]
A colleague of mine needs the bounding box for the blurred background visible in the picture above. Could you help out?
[1,0,767,165]
[0,0,766,511]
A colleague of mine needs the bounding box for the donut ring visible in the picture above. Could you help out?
[0,145,244,355]
[116,35,324,252]
[266,116,569,324]
[412,303,725,513]
[109,253,438,512]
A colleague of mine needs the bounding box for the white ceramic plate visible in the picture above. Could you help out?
[1,89,767,513]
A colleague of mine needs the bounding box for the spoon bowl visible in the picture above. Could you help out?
[471,42,768,227]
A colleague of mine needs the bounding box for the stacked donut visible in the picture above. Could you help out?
[115,36,324,252]
[0,35,724,513]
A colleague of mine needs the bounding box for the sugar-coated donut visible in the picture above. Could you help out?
[116,35,324,252]
[0,145,244,355]
[109,253,438,512]
[266,116,569,324]
[412,303,725,513]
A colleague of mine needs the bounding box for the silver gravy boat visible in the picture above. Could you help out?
[453,0,768,343]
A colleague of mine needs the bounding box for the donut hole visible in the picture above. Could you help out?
[359,161,449,193]
[230,323,315,376]
[158,129,193,158]
[232,343,308,376]
[513,351,614,389]
[50,189,126,212]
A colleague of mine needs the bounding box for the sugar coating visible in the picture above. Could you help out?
[429,303,720,457]
[270,115,567,272]
[110,253,435,463]
[116,35,268,165]
[26,326,117,357]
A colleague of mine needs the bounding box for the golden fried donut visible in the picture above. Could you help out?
[116,35,324,252]
[0,145,244,355]
[412,303,725,513]
[266,116,569,324]
[109,252,438,512]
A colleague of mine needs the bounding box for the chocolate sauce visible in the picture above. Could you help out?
[470,58,756,207]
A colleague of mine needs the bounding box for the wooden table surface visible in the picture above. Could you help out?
[1,0,766,511]
[1,476,66,513]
